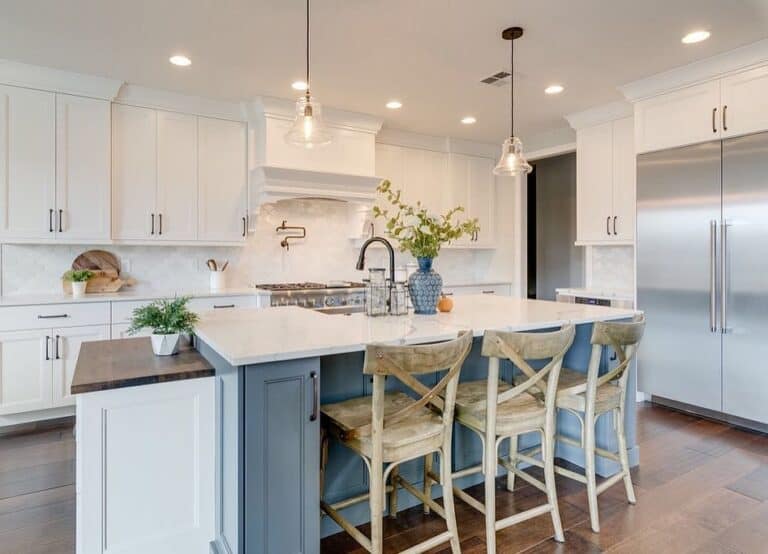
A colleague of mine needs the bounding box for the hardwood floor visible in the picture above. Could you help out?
[0,404,764,553]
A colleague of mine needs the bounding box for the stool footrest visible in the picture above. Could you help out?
[496,503,553,531]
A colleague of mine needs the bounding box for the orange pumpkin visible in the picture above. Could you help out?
[437,294,454,313]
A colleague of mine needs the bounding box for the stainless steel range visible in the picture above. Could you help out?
[254,282,366,314]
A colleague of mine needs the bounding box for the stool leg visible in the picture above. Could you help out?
[440,447,461,554]
[370,459,384,554]
[423,453,433,515]
[388,465,399,517]
[543,427,564,542]
[506,435,518,492]
[584,409,600,533]
[484,433,497,553]
[616,407,636,504]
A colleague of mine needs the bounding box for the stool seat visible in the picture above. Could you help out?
[455,380,546,436]
[322,392,444,462]
[555,368,622,413]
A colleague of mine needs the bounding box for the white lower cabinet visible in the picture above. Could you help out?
[77,377,215,554]
[0,330,52,415]
[441,283,512,296]
[52,325,109,408]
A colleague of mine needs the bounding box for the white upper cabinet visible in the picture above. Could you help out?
[577,122,614,242]
[467,156,495,247]
[113,105,247,244]
[611,116,636,241]
[0,85,55,240]
[634,81,720,154]
[576,117,635,244]
[198,117,248,242]
[635,65,768,154]
[720,65,768,139]
[156,111,198,241]
[112,104,157,240]
[56,94,111,241]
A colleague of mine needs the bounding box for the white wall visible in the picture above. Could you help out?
[1,193,518,295]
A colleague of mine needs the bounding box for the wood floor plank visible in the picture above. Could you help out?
[0,485,74,517]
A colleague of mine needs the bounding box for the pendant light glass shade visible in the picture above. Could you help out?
[285,94,332,148]
[493,136,532,176]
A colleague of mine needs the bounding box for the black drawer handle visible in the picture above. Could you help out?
[37,314,69,319]
[213,304,235,309]
[482,290,496,294]
[310,371,319,422]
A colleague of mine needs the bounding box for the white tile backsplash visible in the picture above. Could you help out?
[587,245,634,292]
[1,198,514,295]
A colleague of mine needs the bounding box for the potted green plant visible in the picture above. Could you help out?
[127,297,199,356]
[62,269,94,298]
[373,180,479,314]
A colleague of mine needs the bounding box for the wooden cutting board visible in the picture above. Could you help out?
[72,250,121,273]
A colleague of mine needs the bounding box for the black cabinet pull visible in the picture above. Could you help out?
[712,107,717,133]
[213,304,235,309]
[482,290,495,294]
[158,213,163,235]
[613,216,617,236]
[37,314,69,319]
[58,209,63,233]
[45,336,50,361]
[309,371,319,422]
[606,216,611,236]
[49,209,54,233]
[150,213,155,235]
[242,216,247,237]
[722,105,728,132]
[54,335,61,360]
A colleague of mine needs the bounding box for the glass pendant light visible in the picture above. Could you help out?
[286,0,332,148]
[494,27,531,176]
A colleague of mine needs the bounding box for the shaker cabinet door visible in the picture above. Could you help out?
[112,104,157,240]
[576,122,614,242]
[55,94,111,241]
[720,66,768,140]
[0,330,52,416]
[197,117,247,242]
[467,155,495,247]
[0,85,55,240]
[52,325,109,408]
[611,116,636,241]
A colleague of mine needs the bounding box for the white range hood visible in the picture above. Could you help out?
[250,166,383,205]
[245,96,384,211]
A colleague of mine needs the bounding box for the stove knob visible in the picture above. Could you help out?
[325,297,336,307]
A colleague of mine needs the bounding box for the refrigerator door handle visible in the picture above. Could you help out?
[710,220,717,332]
[721,220,729,334]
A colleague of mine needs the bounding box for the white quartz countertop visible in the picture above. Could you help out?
[194,295,638,366]
[0,287,270,307]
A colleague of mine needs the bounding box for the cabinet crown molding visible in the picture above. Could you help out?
[0,59,123,100]
[114,85,245,121]
[247,96,383,134]
[620,38,768,101]
[566,101,633,130]
[375,127,498,158]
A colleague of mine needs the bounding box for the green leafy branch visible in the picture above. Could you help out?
[128,297,199,336]
[372,179,480,259]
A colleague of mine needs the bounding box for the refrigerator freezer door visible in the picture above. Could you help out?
[637,142,723,411]
[722,132,768,424]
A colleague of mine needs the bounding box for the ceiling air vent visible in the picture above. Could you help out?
[481,71,511,87]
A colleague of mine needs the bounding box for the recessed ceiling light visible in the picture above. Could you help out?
[544,84,564,95]
[169,55,191,67]
[682,30,710,44]
[386,100,403,110]
[461,116,477,125]
[291,81,308,91]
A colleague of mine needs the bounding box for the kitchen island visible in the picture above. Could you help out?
[194,295,638,554]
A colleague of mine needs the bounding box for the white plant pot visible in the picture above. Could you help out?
[150,333,181,356]
[71,281,87,298]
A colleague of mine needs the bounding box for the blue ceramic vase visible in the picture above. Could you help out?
[408,257,442,314]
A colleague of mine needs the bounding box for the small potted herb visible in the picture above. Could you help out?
[62,269,94,298]
[128,297,199,356]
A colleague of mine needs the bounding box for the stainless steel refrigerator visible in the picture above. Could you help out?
[637,132,768,429]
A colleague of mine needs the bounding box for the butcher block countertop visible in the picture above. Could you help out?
[71,337,214,394]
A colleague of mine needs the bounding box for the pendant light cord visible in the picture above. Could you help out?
[306,0,311,95]
[510,34,514,138]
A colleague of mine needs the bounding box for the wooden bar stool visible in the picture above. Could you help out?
[430,325,575,553]
[511,315,645,533]
[320,331,473,554]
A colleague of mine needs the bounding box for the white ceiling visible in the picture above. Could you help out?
[1,0,767,144]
